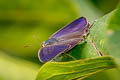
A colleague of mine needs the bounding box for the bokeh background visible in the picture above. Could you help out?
[0,0,119,80]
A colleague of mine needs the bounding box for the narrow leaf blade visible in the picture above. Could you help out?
[36,56,118,80]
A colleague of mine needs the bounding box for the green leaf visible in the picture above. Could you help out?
[36,56,118,80]
[105,4,120,64]
[83,4,120,80]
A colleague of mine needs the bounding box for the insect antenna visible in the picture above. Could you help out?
[24,35,43,48]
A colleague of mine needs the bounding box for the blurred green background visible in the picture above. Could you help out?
[0,0,120,80]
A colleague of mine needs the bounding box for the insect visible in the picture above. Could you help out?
[38,17,91,63]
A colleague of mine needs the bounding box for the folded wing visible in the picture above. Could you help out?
[38,44,69,63]
[50,17,88,38]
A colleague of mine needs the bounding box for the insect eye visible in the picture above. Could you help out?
[86,29,88,32]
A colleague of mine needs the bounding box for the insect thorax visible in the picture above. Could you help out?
[42,38,58,47]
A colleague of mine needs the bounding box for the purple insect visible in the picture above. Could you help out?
[38,17,90,63]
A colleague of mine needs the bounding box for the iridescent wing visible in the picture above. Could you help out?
[51,17,90,50]
[50,17,88,38]
[38,44,69,63]
[58,37,84,51]
[38,17,90,63]
[55,23,90,50]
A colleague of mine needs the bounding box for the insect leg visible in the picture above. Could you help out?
[90,37,103,56]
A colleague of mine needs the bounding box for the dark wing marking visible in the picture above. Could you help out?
[50,17,88,38]
[38,45,69,63]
